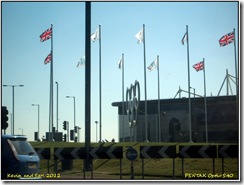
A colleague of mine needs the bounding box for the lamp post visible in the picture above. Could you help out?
[3,84,24,135]
[32,104,40,140]
[95,121,98,142]
[66,96,76,128]
[55,82,59,132]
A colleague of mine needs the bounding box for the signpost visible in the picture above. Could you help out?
[140,146,176,158]
[140,146,176,179]
[218,145,238,174]
[34,148,51,173]
[179,145,217,158]
[126,147,137,179]
[90,146,123,159]
[126,147,138,161]
[34,148,51,160]
[179,145,217,177]
[218,145,238,158]
[54,146,123,160]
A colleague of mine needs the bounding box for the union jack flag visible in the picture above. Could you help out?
[40,27,52,42]
[193,61,204,72]
[44,53,52,64]
[219,31,234,47]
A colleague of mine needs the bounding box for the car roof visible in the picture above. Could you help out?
[2,134,27,139]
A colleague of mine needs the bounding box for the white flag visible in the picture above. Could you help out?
[181,32,188,45]
[118,58,123,69]
[147,58,158,71]
[91,27,99,42]
[135,28,143,44]
[77,56,85,68]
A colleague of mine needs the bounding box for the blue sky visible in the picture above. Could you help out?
[1,1,239,142]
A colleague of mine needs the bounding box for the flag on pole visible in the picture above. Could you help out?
[118,58,123,69]
[219,31,234,47]
[91,27,99,42]
[44,53,52,64]
[77,56,85,68]
[181,32,188,45]
[192,61,204,72]
[147,58,158,71]
[40,27,52,42]
[135,28,143,44]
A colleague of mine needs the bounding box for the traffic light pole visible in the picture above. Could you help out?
[3,84,24,135]
[1,106,9,134]
[63,121,69,142]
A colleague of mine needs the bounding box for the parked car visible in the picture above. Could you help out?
[1,135,40,180]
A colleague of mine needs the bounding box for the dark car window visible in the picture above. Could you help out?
[8,138,36,155]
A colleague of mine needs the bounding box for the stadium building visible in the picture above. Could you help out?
[112,95,238,143]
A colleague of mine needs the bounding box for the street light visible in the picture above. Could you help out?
[95,121,98,142]
[32,104,40,140]
[3,84,24,135]
[66,96,76,128]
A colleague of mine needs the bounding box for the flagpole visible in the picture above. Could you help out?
[49,23,54,141]
[99,24,102,142]
[143,24,148,142]
[186,25,192,142]
[233,29,238,95]
[157,55,161,142]
[122,53,125,142]
[203,58,208,143]
[233,28,239,125]
[48,57,51,141]
[51,24,54,140]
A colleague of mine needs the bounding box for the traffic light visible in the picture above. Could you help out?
[1,106,9,130]
[74,126,77,133]
[70,130,74,141]
[34,132,38,141]
[63,121,67,130]
[63,134,67,142]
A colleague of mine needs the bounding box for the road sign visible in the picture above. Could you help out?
[89,146,123,159]
[34,148,51,160]
[54,146,123,160]
[126,147,137,161]
[218,145,238,158]
[54,147,86,160]
[179,145,217,158]
[140,146,176,158]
